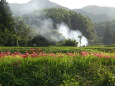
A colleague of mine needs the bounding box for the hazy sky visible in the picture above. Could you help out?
[7,0,115,9]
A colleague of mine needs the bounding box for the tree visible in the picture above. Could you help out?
[0,0,14,30]
[102,25,112,45]
[62,39,78,46]
[111,31,115,44]
[14,17,30,46]
[0,0,15,46]
[78,35,82,47]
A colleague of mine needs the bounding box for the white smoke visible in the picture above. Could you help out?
[57,23,88,46]
[37,19,88,46]
[37,19,65,42]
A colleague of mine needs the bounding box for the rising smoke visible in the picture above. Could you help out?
[37,19,65,42]
[35,19,88,46]
[57,23,88,46]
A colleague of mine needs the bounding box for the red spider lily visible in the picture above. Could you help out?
[0,54,6,58]
[104,56,110,59]
[30,53,38,57]
[50,53,56,57]
[66,53,75,56]
[16,52,22,55]
[30,49,37,52]
[6,51,11,55]
[38,52,47,56]
[21,54,28,58]
[93,53,110,59]
[25,53,30,56]
[14,52,17,54]
[38,48,41,51]
[113,50,115,52]
[41,53,47,56]
[11,54,17,57]
[80,51,89,56]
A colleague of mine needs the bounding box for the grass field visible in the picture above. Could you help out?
[0,46,115,86]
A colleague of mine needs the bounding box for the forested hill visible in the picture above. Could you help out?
[10,0,115,23]
[9,0,65,16]
[74,5,115,22]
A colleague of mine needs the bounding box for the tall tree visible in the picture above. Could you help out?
[111,31,115,44]
[14,17,30,46]
[78,35,82,47]
[0,0,15,46]
[0,0,14,30]
[102,25,112,45]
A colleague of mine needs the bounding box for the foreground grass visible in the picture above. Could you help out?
[0,47,115,86]
[0,56,115,86]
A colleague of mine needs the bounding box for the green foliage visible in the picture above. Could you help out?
[14,17,31,46]
[0,0,14,30]
[95,20,115,45]
[62,39,78,46]
[0,53,114,86]
[0,0,15,46]
[103,27,112,45]
[0,0,31,46]
[31,35,55,47]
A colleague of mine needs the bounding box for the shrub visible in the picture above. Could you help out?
[62,39,78,46]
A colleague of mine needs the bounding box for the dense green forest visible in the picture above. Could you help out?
[95,21,115,45]
[0,0,115,46]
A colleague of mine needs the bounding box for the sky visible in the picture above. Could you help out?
[6,0,115,9]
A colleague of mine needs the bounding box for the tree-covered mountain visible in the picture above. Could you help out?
[10,0,115,23]
[9,0,64,16]
[74,5,115,22]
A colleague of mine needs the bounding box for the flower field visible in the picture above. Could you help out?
[0,47,115,86]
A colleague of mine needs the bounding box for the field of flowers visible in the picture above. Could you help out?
[0,47,115,86]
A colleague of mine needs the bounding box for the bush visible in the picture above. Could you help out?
[62,39,78,46]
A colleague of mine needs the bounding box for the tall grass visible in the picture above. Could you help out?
[0,55,115,86]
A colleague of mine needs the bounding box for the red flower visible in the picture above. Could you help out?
[30,53,38,57]
[30,49,37,52]
[113,50,115,52]
[66,53,75,56]
[38,48,41,51]
[80,51,89,56]
[50,53,56,57]
[21,54,28,58]
[6,51,11,55]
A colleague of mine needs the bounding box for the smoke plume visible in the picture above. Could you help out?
[57,23,88,46]
[35,19,88,46]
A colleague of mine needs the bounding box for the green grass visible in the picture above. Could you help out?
[0,46,115,53]
[0,46,115,86]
